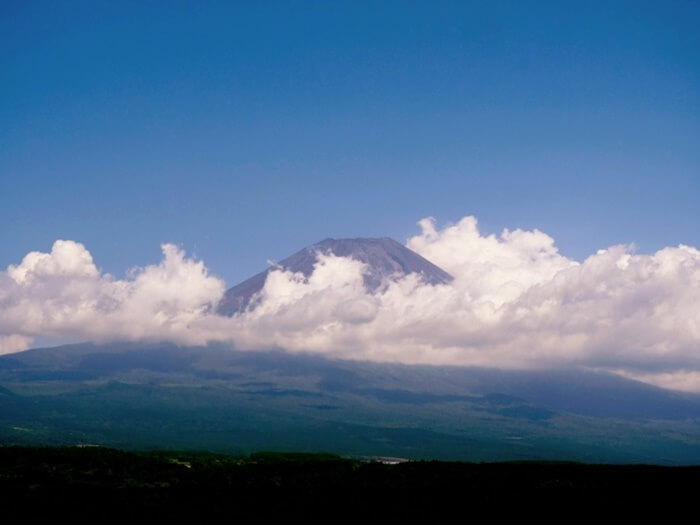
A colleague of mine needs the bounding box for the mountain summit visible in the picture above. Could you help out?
[217,237,453,315]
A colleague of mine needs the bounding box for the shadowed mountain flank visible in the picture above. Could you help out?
[217,237,453,315]
[3,343,700,463]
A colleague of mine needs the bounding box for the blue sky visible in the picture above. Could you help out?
[2,1,698,285]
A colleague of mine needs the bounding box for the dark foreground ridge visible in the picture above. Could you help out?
[217,237,453,314]
[1,446,698,519]
[5,446,700,489]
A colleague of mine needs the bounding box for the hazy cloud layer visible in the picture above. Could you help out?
[1,217,699,392]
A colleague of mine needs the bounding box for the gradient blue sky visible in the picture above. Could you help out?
[2,1,698,285]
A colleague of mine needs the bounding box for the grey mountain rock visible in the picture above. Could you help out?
[217,237,453,315]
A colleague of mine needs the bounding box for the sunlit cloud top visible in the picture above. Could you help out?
[1,216,699,392]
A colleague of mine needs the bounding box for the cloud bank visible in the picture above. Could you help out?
[1,217,699,392]
[0,240,225,348]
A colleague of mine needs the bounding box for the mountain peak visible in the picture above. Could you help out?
[217,237,452,315]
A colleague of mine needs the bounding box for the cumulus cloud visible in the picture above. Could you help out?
[0,240,225,351]
[1,217,699,392]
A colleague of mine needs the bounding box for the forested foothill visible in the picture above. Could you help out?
[1,446,697,520]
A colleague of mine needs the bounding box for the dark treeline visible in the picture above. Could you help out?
[1,446,696,520]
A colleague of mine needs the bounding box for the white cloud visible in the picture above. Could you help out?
[0,240,225,348]
[7,239,100,284]
[1,217,699,392]
[407,216,577,308]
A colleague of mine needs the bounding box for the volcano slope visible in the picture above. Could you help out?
[216,237,453,314]
[2,342,700,464]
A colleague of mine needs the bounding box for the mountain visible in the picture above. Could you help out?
[3,342,700,464]
[217,237,453,315]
